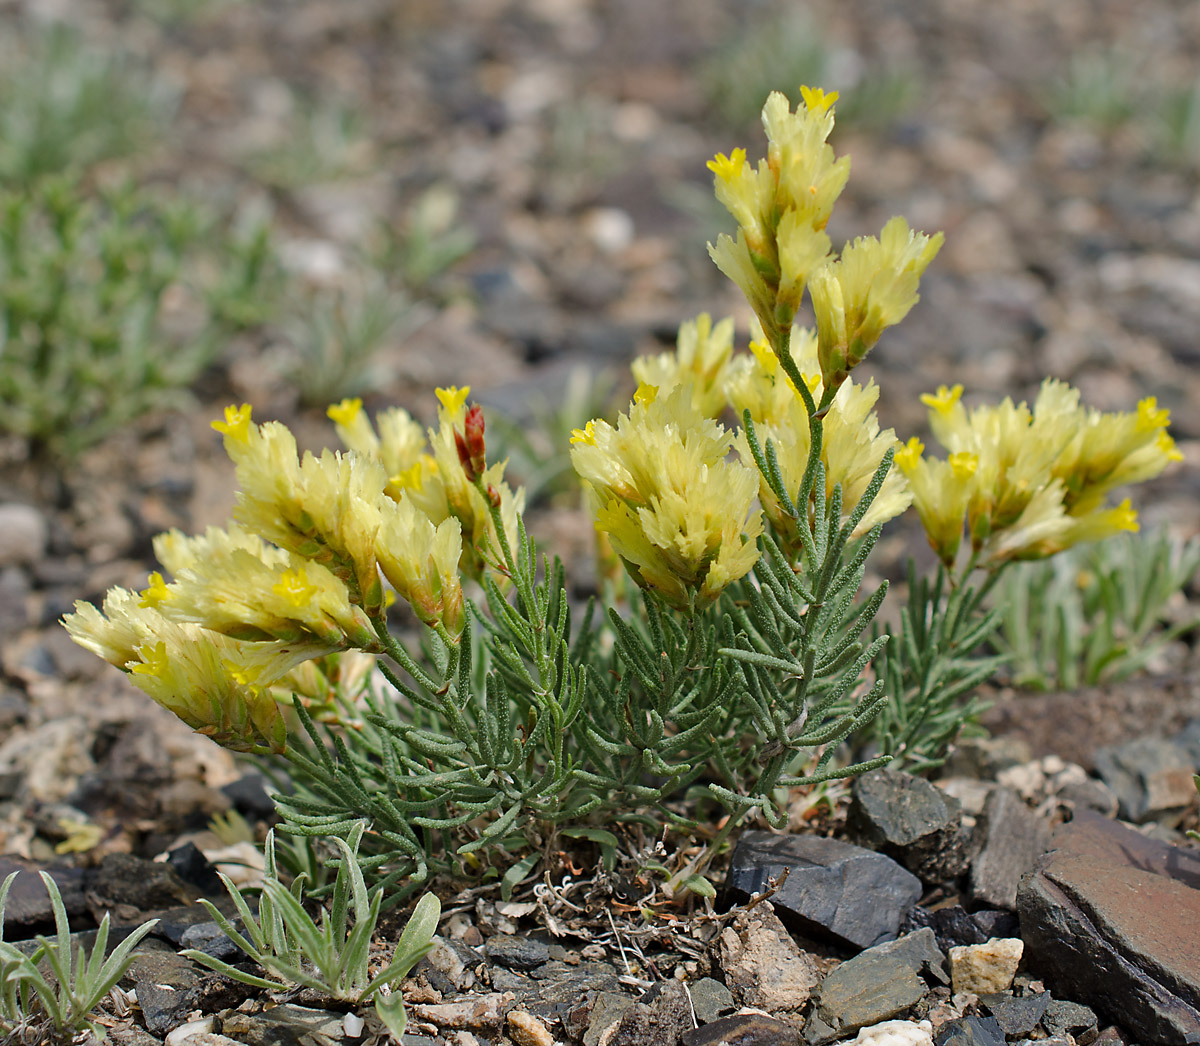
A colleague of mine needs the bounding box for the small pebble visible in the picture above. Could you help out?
[949,939,1023,994]
[507,1009,554,1046]
[856,1019,935,1046]
[0,503,48,567]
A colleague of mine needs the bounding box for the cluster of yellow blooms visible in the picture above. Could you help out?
[64,85,1183,754]
[65,389,522,751]
[897,382,1183,566]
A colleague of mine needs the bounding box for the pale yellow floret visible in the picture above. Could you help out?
[571,384,762,611]
[139,571,171,608]
[436,385,471,416]
[212,403,253,444]
[631,314,737,418]
[328,398,381,459]
[376,497,465,634]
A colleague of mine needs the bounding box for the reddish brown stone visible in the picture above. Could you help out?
[1018,813,1200,1045]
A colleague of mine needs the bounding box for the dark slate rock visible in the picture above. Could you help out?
[179,918,243,961]
[166,842,223,895]
[221,772,277,819]
[969,788,1052,909]
[519,962,622,1021]
[971,909,1020,942]
[87,852,197,916]
[979,991,1050,1037]
[848,769,969,883]
[484,931,551,970]
[1092,737,1197,823]
[1018,836,1200,1045]
[934,1015,1006,1046]
[124,939,205,1036]
[808,947,926,1042]
[728,830,922,949]
[687,977,735,1023]
[1041,998,1098,1040]
[0,857,87,933]
[606,979,694,1046]
[869,927,950,985]
[568,990,636,1046]
[684,1012,801,1046]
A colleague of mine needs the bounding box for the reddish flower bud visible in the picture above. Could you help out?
[454,430,476,481]
[464,404,487,477]
[486,483,502,509]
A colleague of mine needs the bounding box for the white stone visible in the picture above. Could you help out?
[584,207,635,254]
[0,503,48,568]
[853,1018,934,1046]
[342,1011,365,1038]
[948,938,1024,994]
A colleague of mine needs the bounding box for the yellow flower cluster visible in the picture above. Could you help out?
[64,389,513,751]
[727,329,912,552]
[631,313,735,418]
[898,381,1184,566]
[570,383,762,611]
[707,88,941,392]
[328,391,524,581]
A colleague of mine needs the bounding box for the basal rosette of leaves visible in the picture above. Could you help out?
[65,89,1182,897]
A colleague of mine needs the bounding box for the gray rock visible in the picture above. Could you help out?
[1092,737,1197,823]
[1041,998,1098,1040]
[179,919,243,962]
[979,991,1050,1037]
[1018,833,1200,1044]
[869,927,950,986]
[728,830,922,949]
[686,977,735,1024]
[571,990,636,1046]
[220,1003,348,1046]
[0,503,48,567]
[934,1016,1006,1046]
[808,946,927,1042]
[484,932,551,970]
[515,962,621,1019]
[969,788,1052,909]
[848,769,968,883]
[715,900,818,1016]
[0,858,88,932]
[684,1013,801,1046]
[125,940,205,1036]
[605,979,694,1046]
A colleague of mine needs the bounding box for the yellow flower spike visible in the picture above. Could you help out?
[921,384,964,414]
[436,385,471,415]
[212,403,253,443]
[1158,430,1184,463]
[1136,397,1170,432]
[327,398,363,427]
[894,437,924,473]
[572,385,761,612]
[139,571,171,608]
[799,85,839,112]
[570,420,599,446]
[632,314,737,418]
[634,383,659,406]
[706,148,748,183]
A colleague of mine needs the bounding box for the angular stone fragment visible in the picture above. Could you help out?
[1018,828,1200,1046]
[715,900,818,1016]
[220,1004,347,1046]
[1040,998,1098,1040]
[485,932,551,970]
[683,1013,801,1046]
[869,927,949,986]
[969,788,1052,908]
[507,1008,554,1046]
[728,830,922,949]
[932,1015,1005,1046]
[978,991,1050,1037]
[686,977,735,1023]
[948,939,1023,994]
[604,979,694,1046]
[809,946,927,1043]
[410,991,515,1030]
[1092,737,1197,823]
[849,769,968,883]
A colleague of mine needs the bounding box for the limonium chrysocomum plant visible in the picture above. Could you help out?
[65,88,1181,895]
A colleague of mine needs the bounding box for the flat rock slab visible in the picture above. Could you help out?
[1018,813,1200,1045]
[728,831,922,949]
[969,787,1052,909]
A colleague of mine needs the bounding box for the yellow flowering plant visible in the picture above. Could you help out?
[63,89,1181,896]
